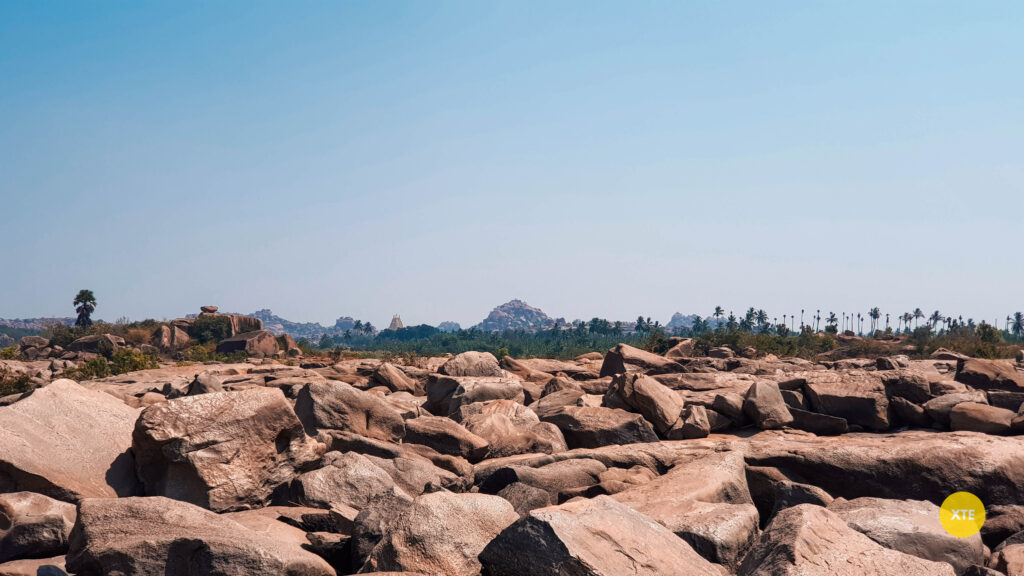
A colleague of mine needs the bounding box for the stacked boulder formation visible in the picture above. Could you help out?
[0,341,1022,574]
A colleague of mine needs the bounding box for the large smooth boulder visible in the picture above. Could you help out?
[214,330,279,358]
[133,387,323,512]
[828,497,984,574]
[604,373,684,435]
[462,413,567,458]
[956,358,1024,391]
[924,392,989,427]
[360,491,517,576]
[150,325,190,350]
[0,380,139,501]
[294,380,406,442]
[882,370,934,404]
[802,371,890,430]
[403,416,490,462]
[438,351,503,377]
[371,363,420,394]
[424,375,524,417]
[0,492,76,562]
[612,452,759,566]
[950,402,1015,435]
[65,496,333,575]
[738,504,956,575]
[891,396,932,427]
[745,465,833,528]
[285,451,409,510]
[66,335,122,355]
[480,458,607,502]
[743,381,793,430]
[540,406,658,449]
[599,343,685,377]
[480,495,722,576]
[667,404,711,439]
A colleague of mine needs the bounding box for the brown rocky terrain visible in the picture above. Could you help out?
[0,330,1023,575]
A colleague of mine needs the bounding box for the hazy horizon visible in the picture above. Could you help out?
[3,2,1021,327]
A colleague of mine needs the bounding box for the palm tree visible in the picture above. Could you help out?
[929,310,943,331]
[1012,312,1024,339]
[869,307,880,334]
[713,306,724,331]
[800,309,805,329]
[756,309,769,332]
[826,312,838,331]
[885,313,890,331]
[816,309,821,332]
[857,313,863,335]
[74,289,96,328]
[913,308,924,329]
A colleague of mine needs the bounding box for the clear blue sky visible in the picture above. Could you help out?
[1,2,1021,327]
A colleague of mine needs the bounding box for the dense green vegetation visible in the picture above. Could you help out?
[300,311,1023,361]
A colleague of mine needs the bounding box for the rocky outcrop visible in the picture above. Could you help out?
[133,387,323,511]
[215,330,279,358]
[475,299,554,332]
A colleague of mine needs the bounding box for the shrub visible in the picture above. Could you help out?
[110,349,158,374]
[123,328,152,346]
[63,356,112,381]
[41,323,84,348]
[0,346,18,360]
[0,368,32,397]
[178,343,217,362]
[189,315,232,344]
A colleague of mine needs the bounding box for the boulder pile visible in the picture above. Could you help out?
[0,344,1021,575]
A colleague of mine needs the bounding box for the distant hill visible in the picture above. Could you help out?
[0,317,75,344]
[665,312,701,332]
[0,317,74,332]
[437,321,461,332]
[475,300,556,332]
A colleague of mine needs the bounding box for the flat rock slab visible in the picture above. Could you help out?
[0,379,140,502]
[480,495,722,576]
[65,496,333,575]
[828,496,984,574]
[739,504,956,575]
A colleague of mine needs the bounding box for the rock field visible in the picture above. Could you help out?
[1,340,1023,575]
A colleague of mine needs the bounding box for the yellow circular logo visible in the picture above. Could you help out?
[940,491,985,538]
